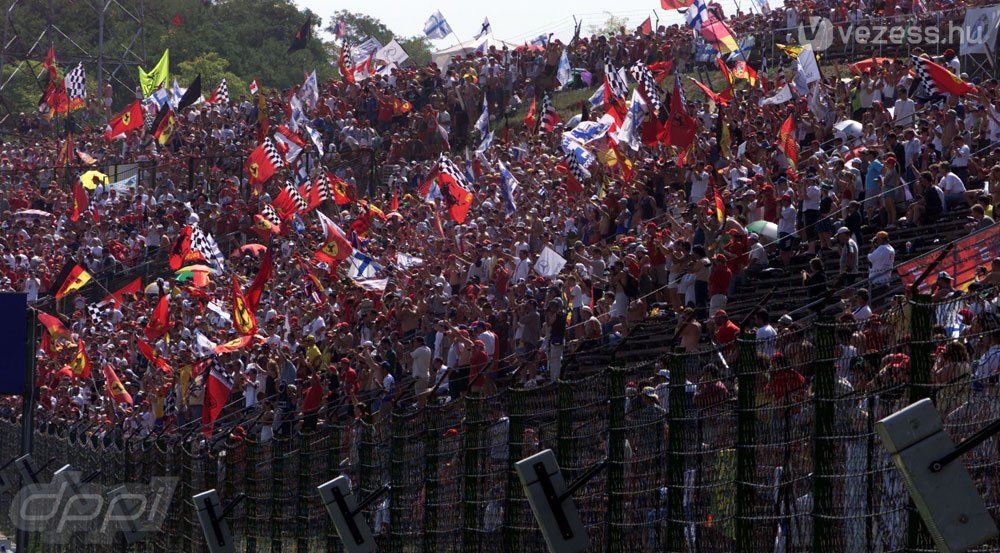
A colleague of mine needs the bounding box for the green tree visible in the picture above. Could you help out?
[588,12,630,37]
[175,52,247,98]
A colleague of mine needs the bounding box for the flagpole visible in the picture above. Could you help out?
[450,30,470,56]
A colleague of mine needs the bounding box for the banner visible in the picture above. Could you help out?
[375,39,410,71]
[961,6,1000,55]
[352,36,383,64]
[896,223,1000,293]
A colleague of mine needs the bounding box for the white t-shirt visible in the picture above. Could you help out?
[867,244,895,285]
[410,346,432,380]
[756,325,778,356]
[777,206,797,234]
[939,172,966,194]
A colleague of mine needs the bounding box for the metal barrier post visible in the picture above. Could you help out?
[606,368,626,553]
[504,388,526,553]
[389,411,406,553]
[296,432,312,553]
[463,394,482,552]
[667,348,685,552]
[813,320,837,553]
[422,413,440,553]
[907,296,935,550]
[735,331,757,553]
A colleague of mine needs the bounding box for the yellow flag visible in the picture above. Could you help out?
[775,43,804,59]
[139,49,169,97]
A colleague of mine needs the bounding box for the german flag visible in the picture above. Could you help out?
[101,277,142,307]
[68,339,91,379]
[53,262,92,300]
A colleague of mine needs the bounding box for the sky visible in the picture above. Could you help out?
[295,0,780,49]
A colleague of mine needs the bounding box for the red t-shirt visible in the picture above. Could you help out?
[469,349,490,387]
[714,321,740,345]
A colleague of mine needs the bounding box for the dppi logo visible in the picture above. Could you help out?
[797,16,836,52]
[11,471,177,543]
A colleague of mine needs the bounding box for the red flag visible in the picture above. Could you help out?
[245,248,272,311]
[202,362,233,437]
[778,113,798,171]
[648,60,675,83]
[168,226,195,270]
[144,294,172,341]
[214,335,256,355]
[639,17,653,35]
[42,46,57,79]
[38,311,72,347]
[912,55,976,96]
[661,0,695,8]
[244,138,282,187]
[70,178,88,222]
[523,97,537,130]
[716,57,735,102]
[662,78,697,150]
[104,364,132,405]
[315,211,353,264]
[105,100,144,139]
[338,42,356,85]
[68,339,91,379]
[689,77,729,106]
[171,14,184,27]
[101,277,142,307]
[389,187,399,213]
[137,338,173,374]
[232,275,258,336]
[326,173,353,205]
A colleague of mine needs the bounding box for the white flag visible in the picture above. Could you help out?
[424,11,453,39]
[475,96,489,136]
[534,246,567,279]
[796,44,821,84]
[759,84,793,106]
[556,50,572,88]
[375,39,410,68]
[473,17,491,40]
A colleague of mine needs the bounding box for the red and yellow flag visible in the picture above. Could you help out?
[68,339,91,379]
[104,364,132,405]
[231,275,258,336]
[778,113,798,171]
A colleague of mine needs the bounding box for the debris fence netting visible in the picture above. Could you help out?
[1,295,1000,552]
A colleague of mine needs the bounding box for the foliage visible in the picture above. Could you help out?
[588,12,631,37]
[175,52,247,99]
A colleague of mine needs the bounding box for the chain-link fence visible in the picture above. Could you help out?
[2,293,1000,552]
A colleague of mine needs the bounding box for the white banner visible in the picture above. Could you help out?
[534,246,566,279]
[796,44,821,84]
[375,39,410,68]
[961,5,1000,55]
[352,36,383,64]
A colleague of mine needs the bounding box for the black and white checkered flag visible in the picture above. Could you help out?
[262,137,285,168]
[540,93,560,133]
[86,303,105,323]
[437,154,470,189]
[284,182,308,212]
[604,56,629,99]
[630,61,663,114]
[911,55,940,97]
[214,78,230,105]
[190,224,225,270]
[261,204,281,226]
[317,175,333,202]
[65,62,86,103]
[566,154,591,182]
[164,386,177,417]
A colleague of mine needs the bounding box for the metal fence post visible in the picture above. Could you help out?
[606,368,626,553]
[296,432,312,553]
[389,410,406,553]
[327,421,344,553]
[735,331,758,553]
[463,394,483,553]
[557,380,574,480]
[423,412,440,553]
[813,320,837,553]
[907,296,935,550]
[504,388,526,553]
[667,348,686,552]
[271,435,287,553]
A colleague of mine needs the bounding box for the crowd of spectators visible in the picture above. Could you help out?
[0,0,996,453]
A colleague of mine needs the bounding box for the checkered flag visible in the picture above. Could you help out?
[604,56,629,99]
[316,174,333,202]
[911,55,940,97]
[540,93,561,133]
[86,303,105,323]
[631,61,664,114]
[190,224,225,270]
[437,154,470,189]
[261,204,281,226]
[283,182,308,212]
[263,137,285,168]
[143,106,156,131]
[213,78,230,105]
[566,154,591,182]
[65,62,86,103]
[164,386,177,418]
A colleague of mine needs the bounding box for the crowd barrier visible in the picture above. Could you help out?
[1,291,999,552]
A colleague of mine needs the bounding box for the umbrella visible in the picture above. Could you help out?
[14,209,54,220]
[231,244,267,257]
[175,264,216,274]
[79,170,109,191]
[745,220,778,244]
[848,57,894,75]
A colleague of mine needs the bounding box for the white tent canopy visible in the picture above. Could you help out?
[432,36,520,68]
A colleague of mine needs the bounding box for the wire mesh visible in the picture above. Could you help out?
[0,290,999,552]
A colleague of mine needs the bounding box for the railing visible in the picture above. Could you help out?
[2,290,998,552]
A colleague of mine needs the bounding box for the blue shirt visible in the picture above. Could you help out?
[865,160,884,195]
